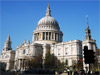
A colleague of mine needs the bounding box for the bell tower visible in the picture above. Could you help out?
[83,15,97,51]
[82,15,97,71]
[85,15,91,40]
[3,35,12,51]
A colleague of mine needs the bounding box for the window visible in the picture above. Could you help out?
[66,59,68,65]
[65,48,68,55]
[23,49,26,54]
[58,49,60,55]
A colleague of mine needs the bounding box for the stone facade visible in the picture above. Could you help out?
[51,40,82,66]
[0,35,15,70]
[82,16,97,71]
[0,4,97,71]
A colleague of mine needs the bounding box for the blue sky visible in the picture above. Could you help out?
[0,1,99,53]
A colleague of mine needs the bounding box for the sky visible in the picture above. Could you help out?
[0,0,99,54]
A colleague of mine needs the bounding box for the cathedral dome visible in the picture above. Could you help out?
[36,4,60,31]
[38,16,59,26]
[33,3,63,44]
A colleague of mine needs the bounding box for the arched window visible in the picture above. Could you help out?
[65,48,68,55]
[66,59,68,65]
[58,48,60,55]
[23,49,26,54]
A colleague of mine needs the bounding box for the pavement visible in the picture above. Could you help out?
[60,73,68,75]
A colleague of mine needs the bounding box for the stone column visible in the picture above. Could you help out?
[6,63,10,70]
[43,44,47,69]
[45,32,46,40]
[43,44,47,59]
[23,59,26,71]
[22,59,23,71]
[20,59,22,71]
[57,33,58,41]
[19,59,21,70]
[51,32,52,40]
[48,32,49,40]
[23,59,24,71]
[42,32,43,40]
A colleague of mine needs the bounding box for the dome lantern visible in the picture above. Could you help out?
[46,3,51,16]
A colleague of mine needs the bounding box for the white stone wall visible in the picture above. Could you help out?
[14,42,43,71]
[51,40,82,66]
[82,39,97,72]
[0,50,15,70]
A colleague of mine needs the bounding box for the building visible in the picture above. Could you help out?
[0,4,97,71]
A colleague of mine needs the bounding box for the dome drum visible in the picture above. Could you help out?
[36,24,60,31]
[33,31,63,43]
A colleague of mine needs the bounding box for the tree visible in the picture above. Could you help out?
[97,49,100,55]
[90,48,100,72]
[24,54,43,69]
[24,52,65,72]
[31,54,43,69]
[44,51,65,71]
[74,59,83,71]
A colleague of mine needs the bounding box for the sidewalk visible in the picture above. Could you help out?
[60,73,68,75]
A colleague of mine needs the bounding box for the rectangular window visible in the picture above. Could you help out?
[65,48,68,55]
[58,49,60,55]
